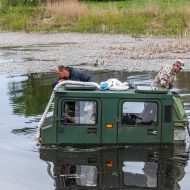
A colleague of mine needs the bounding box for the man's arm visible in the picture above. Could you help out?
[158,67,171,89]
[52,78,59,88]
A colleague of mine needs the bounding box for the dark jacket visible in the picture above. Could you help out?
[52,67,94,88]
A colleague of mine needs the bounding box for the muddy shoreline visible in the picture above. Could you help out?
[0,32,190,75]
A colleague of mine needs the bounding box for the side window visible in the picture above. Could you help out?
[62,100,97,125]
[122,161,158,188]
[122,102,157,126]
[59,164,98,187]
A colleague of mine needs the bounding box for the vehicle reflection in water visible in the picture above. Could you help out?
[40,145,188,190]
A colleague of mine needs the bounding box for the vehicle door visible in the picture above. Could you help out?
[117,100,161,144]
[57,98,101,144]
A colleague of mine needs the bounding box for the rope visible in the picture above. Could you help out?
[54,80,101,90]
[46,161,54,180]
[36,92,55,139]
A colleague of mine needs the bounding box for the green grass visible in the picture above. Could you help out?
[1,0,190,36]
[84,0,190,9]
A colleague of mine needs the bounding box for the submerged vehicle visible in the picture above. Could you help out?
[37,81,188,146]
[40,145,188,189]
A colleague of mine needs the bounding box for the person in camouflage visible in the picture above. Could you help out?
[152,59,184,89]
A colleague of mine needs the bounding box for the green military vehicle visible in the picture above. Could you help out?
[37,82,188,146]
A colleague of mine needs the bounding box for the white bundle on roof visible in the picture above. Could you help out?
[100,78,129,91]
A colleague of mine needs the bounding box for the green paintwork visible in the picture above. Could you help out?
[40,145,188,189]
[40,85,188,146]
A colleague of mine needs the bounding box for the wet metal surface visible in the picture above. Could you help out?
[0,71,190,189]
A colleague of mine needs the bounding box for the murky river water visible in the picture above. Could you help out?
[0,71,190,190]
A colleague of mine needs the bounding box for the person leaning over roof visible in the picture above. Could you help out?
[151,59,184,89]
[52,65,94,88]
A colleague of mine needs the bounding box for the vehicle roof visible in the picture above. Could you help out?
[55,85,173,99]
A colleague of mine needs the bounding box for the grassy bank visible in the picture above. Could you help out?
[0,0,190,36]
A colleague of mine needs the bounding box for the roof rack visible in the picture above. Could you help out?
[64,84,97,90]
[135,86,168,94]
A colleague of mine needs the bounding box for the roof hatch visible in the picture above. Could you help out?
[135,86,168,94]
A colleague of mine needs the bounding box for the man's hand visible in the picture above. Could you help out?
[161,83,169,89]
[169,84,173,89]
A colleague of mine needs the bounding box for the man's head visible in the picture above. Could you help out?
[173,59,184,73]
[56,65,70,78]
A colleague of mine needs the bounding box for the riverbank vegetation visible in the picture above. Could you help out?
[0,0,190,36]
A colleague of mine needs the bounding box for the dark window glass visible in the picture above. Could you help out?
[62,101,97,125]
[122,102,157,126]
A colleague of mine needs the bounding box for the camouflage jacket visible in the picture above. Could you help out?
[152,65,176,88]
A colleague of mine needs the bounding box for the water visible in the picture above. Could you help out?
[0,71,190,190]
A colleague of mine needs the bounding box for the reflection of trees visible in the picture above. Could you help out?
[8,73,55,116]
